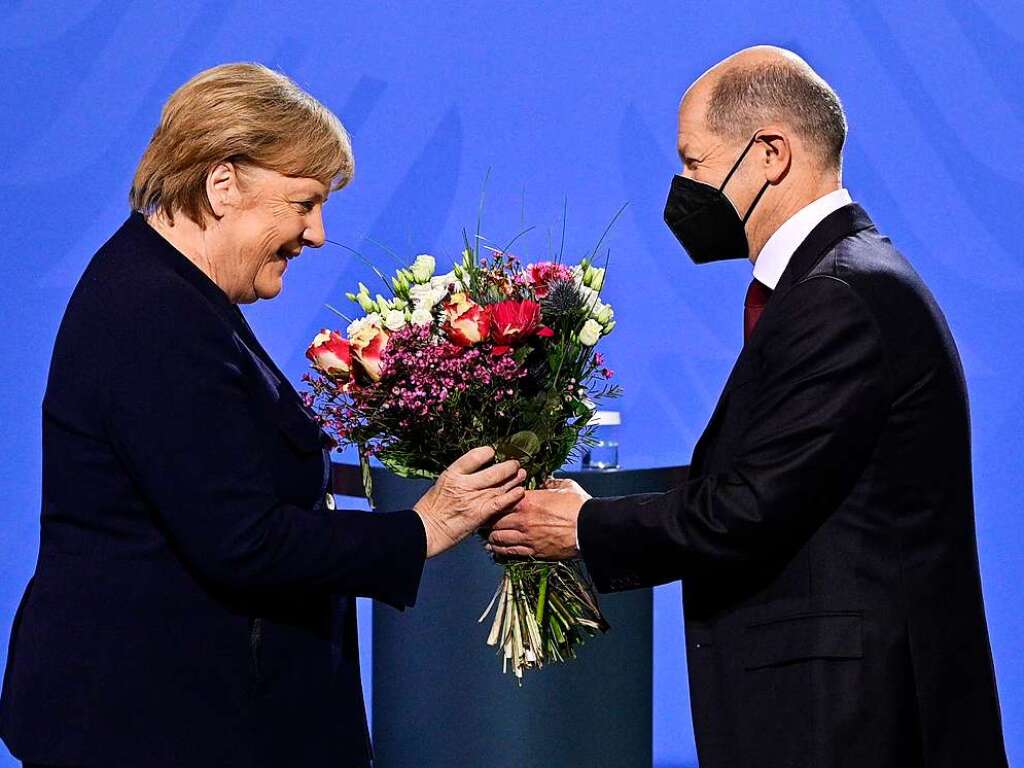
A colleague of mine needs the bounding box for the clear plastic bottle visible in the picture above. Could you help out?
[581,410,621,471]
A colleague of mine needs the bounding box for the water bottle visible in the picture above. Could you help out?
[581,410,621,471]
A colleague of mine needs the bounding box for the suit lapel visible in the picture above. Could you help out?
[689,203,876,474]
[773,203,875,294]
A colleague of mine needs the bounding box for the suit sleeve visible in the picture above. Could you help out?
[104,293,426,607]
[578,276,891,591]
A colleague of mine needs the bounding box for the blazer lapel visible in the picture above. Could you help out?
[773,203,875,294]
[689,203,876,474]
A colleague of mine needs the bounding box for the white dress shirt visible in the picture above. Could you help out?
[752,188,852,289]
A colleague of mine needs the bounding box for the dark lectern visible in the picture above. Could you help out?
[332,464,688,768]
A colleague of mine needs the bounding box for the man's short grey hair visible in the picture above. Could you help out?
[706,60,847,171]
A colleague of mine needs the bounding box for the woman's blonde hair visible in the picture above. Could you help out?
[130,63,353,225]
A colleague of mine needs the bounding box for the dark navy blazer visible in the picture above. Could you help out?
[580,205,1007,767]
[0,213,426,767]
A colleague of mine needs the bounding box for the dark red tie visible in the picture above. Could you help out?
[744,279,773,342]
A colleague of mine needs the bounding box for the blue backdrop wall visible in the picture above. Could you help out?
[1,2,1022,765]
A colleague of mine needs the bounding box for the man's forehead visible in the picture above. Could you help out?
[677,84,711,150]
[677,110,708,154]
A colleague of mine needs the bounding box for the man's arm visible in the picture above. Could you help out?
[491,276,891,592]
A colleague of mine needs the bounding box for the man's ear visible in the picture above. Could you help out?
[756,128,791,184]
[206,161,240,219]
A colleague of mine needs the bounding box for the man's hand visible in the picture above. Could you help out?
[487,478,591,560]
[414,447,526,558]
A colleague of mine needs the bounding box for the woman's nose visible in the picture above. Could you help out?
[304,209,326,248]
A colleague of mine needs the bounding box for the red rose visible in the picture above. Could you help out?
[350,324,390,382]
[443,293,491,346]
[306,329,352,380]
[489,299,553,355]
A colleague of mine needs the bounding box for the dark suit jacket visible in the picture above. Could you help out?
[0,213,427,767]
[579,204,1007,767]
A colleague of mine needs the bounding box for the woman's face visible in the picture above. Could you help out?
[212,164,329,303]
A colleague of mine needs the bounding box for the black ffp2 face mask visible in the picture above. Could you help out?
[663,134,771,264]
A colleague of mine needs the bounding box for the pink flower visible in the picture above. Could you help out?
[489,299,553,355]
[443,293,491,346]
[526,262,573,298]
[350,324,390,382]
[306,329,352,380]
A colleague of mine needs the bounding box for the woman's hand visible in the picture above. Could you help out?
[414,447,526,558]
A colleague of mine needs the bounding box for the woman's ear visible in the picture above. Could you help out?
[206,161,239,219]
[756,128,791,185]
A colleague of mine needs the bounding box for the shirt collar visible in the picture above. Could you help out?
[752,188,853,290]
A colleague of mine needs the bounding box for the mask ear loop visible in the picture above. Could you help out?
[718,133,761,192]
[718,133,772,224]
[741,180,771,224]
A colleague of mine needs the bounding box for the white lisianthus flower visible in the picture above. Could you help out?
[410,307,434,326]
[571,264,585,289]
[383,309,407,331]
[579,318,603,346]
[410,254,436,283]
[347,313,382,338]
[593,300,614,325]
[587,267,606,292]
[431,271,462,293]
[408,283,431,306]
[357,292,377,313]
[409,283,445,309]
[578,285,599,309]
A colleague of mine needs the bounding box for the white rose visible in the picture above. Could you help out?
[410,307,434,326]
[347,313,381,338]
[579,318,603,346]
[383,309,407,331]
[410,254,436,283]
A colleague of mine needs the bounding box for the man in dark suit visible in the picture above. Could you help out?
[489,46,1007,767]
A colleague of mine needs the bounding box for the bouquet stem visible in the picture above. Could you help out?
[478,557,609,681]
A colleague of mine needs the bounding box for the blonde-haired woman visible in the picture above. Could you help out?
[0,63,524,768]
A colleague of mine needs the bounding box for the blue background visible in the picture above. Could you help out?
[2,1,1022,765]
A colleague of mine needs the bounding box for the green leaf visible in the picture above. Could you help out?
[494,430,541,462]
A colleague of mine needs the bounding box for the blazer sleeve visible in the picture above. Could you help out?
[578,275,891,592]
[104,291,426,607]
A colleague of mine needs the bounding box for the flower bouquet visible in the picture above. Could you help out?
[304,224,620,679]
